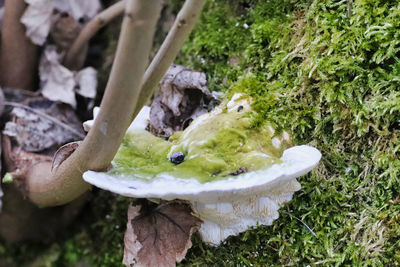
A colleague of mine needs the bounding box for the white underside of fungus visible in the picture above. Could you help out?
[83,94,321,245]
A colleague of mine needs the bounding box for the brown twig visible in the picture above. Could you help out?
[63,0,126,70]
[24,0,205,207]
[26,0,163,207]
[133,0,206,119]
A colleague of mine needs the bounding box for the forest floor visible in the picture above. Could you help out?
[2,0,400,266]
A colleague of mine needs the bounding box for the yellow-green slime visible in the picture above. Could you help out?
[110,106,289,183]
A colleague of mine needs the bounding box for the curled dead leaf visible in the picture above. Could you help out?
[123,200,202,267]
[148,64,219,138]
[39,45,76,107]
[52,141,81,171]
[39,46,97,108]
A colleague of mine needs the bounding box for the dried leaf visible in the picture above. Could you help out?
[21,0,101,46]
[54,0,102,22]
[40,45,76,107]
[3,97,84,154]
[21,0,53,45]
[123,200,202,267]
[39,46,98,108]
[52,141,81,171]
[160,64,210,116]
[149,64,218,138]
[75,67,97,99]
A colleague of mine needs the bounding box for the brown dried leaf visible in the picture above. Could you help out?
[39,45,76,107]
[3,97,84,154]
[149,64,219,138]
[52,141,81,171]
[123,200,202,267]
[159,64,210,116]
[39,46,97,108]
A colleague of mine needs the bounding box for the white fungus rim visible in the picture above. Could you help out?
[83,145,321,203]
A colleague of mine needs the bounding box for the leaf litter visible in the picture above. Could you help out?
[21,0,101,46]
[39,45,97,108]
[149,64,219,138]
[123,200,202,267]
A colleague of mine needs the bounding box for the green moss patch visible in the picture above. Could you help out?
[111,97,287,183]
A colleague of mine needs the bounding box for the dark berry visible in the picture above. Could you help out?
[170,152,185,164]
[237,105,244,112]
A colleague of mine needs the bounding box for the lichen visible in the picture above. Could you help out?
[2,0,400,266]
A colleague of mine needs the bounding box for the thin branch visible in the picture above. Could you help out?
[132,0,206,119]
[26,0,163,207]
[5,101,85,139]
[63,0,126,70]
[25,0,205,207]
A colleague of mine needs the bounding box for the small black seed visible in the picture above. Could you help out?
[237,105,244,112]
[170,152,185,164]
[230,167,249,176]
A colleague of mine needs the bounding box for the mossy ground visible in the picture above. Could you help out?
[2,0,400,266]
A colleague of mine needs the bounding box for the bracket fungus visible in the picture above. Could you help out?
[83,94,321,245]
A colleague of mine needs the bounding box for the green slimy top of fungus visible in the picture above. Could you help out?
[110,96,291,183]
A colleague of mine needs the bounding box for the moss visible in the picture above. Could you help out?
[2,0,400,265]
[111,98,287,182]
[175,0,400,265]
